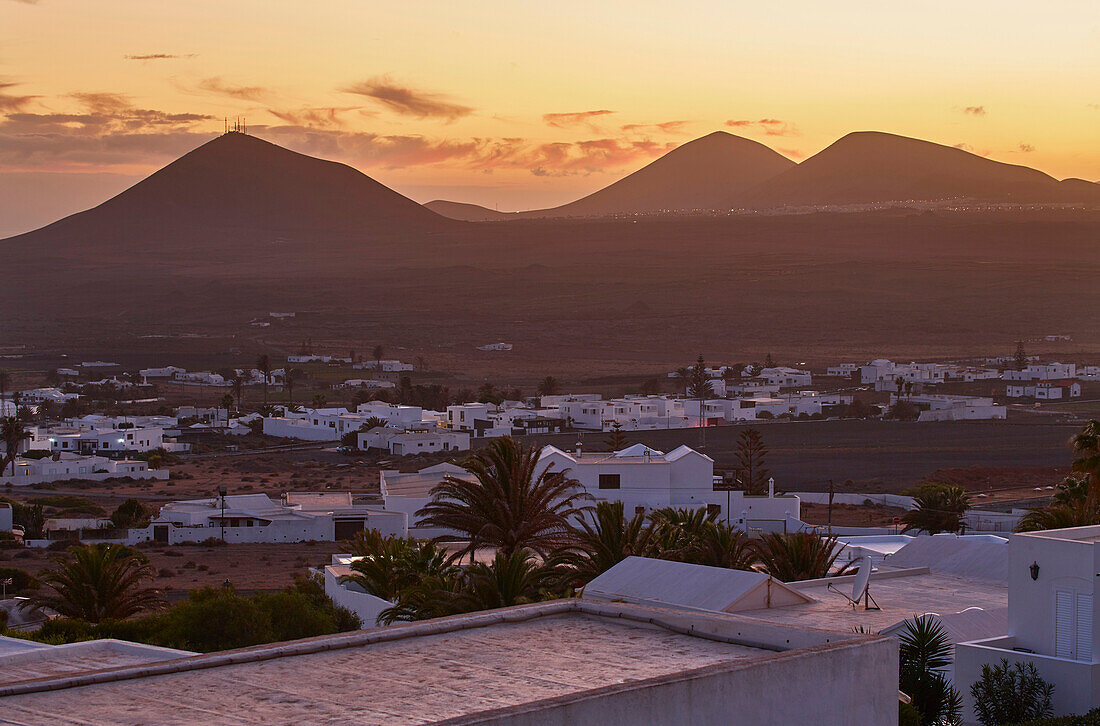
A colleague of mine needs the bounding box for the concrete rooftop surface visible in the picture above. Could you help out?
[737,568,1008,633]
[0,603,803,726]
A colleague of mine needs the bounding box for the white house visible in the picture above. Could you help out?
[538,444,800,527]
[143,492,406,545]
[892,394,1007,421]
[1003,362,1078,381]
[0,453,167,486]
[355,401,425,428]
[956,526,1100,721]
[757,367,812,388]
[17,388,80,405]
[357,427,470,456]
[353,359,413,372]
[1006,381,1082,400]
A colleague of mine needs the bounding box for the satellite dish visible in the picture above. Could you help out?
[852,556,872,602]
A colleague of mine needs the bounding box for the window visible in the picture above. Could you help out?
[707,504,722,517]
[598,474,620,490]
[1055,589,1093,662]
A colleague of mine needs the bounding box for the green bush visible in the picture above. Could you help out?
[0,566,39,594]
[1011,709,1100,725]
[157,587,274,652]
[898,702,921,726]
[972,659,1054,725]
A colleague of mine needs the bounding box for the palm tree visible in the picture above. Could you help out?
[0,416,29,476]
[898,615,963,725]
[256,354,271,407]
[231,373,245,411]
[647,506,716,558]
[218,393,235,426]
[1072,420,1100,504]
[691,522,758,571]
[285,368,303,404]
[372,345,385,372]
[1016,501,1100,532]
[23,543,160,623]
[342,530,459,602]
[0,369,10,415]
[381,550,561,623]
[417,437,591,560]
[901,484,970,534]
[1052,475,1089,508]
[537,376,559,397]
[756,531,849,582]
[563,501,659,584]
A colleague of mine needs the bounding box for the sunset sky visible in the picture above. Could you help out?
[2,0,1098,235]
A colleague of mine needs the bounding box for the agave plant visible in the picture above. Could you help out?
[416,437,591,560]
[23,543,160,623]
[898,615,963,725]
[756,531,849,582]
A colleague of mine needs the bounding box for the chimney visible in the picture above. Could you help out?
[575,441,582,456]
[768,477,775,498]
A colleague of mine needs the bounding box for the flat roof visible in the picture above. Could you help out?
[0,639,194,687]
[0,601,864,725]
[737,569,1007,633]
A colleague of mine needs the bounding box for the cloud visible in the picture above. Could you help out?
[962,106,986,116]
[124,53,196,61]
[953,142,974,152]
[341,77,473,121]
[266,106,363,129]
[725,118,799,136]
[776,147,805,159]
[0,92,213,169]
[0,82,37,112]
[620,120,690,135]
[1017,143,1035,152]
[193,77,270,102]
[542,110,614,130]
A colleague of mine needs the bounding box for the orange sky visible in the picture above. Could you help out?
[1,0,1098,235]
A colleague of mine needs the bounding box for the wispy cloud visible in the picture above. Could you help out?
[962,106,986,116]
[341,76,473,121]
[124,53,196,61]
[725,118,799,137]
[0,92,212,169]
[1017,143,1035,153]
[542,110,614,131]
[194,77,270,102]
[620,120,690,135]
[0,82,37,112]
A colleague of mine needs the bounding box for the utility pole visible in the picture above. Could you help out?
[827,479,835,538]
[218,486,227,543]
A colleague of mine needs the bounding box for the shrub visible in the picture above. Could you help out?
[157,587,274,652]
[0,566,39,594]
[898,702,921,726]
[1011,709,1100,725]
[971,659,1054,726]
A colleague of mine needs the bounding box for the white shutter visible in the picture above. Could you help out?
[1077,593,1093,663]
[1055,590,1074,659]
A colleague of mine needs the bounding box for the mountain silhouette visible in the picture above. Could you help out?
[427,131,795,220]
[3,132,448,249]
[744,131,1100,208]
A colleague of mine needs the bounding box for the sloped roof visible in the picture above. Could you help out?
[582,556,813,613]
[880,606,1009,645]
[885,534,1008,583]
[613,444,664,457]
